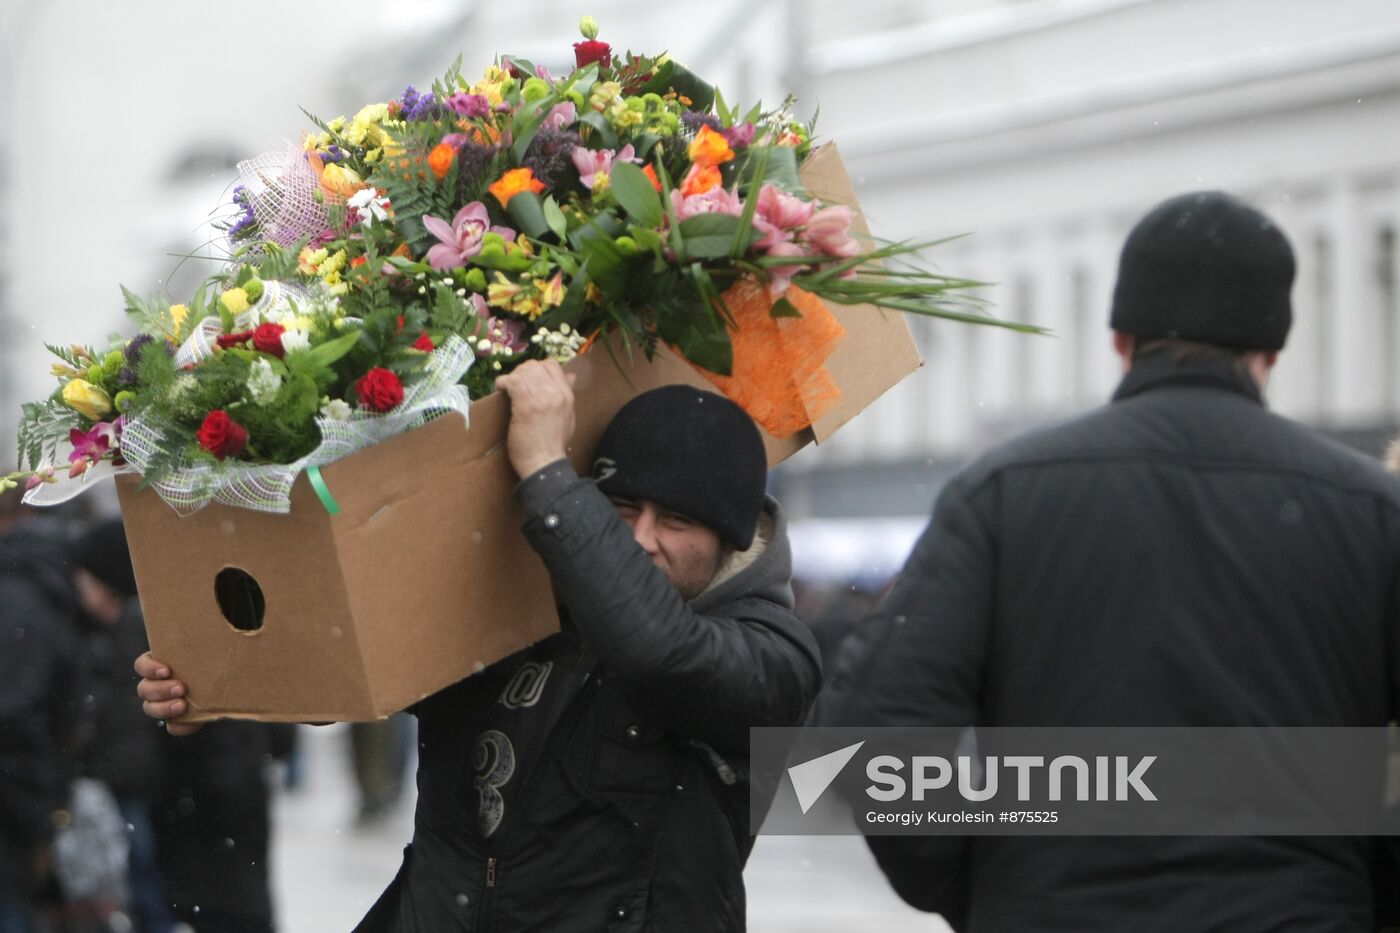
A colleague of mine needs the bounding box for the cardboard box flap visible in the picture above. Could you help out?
[796,143,923,443]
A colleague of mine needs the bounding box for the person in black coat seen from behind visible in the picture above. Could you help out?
[816,191,1400,931]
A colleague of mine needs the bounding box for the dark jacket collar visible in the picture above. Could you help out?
[1111,347,1265,407]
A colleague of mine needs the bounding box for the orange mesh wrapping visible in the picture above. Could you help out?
[690,279,847,438]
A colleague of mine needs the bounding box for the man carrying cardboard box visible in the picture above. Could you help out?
[137,359,822,931]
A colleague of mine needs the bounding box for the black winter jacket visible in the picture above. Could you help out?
[817,351,1400,932]
[356,462,821,932]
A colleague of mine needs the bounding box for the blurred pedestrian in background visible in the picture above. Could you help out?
[347,717,412,828]
[152,722,277,933]
[0,499,85,933]
[818,192,1400,930]
[70,518,174,933]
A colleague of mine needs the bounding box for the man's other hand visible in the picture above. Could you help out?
[496,359,578,479]
[134,652,204,735]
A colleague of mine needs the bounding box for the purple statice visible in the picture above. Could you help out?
[522,127,583,192]
[319,144,348,164]
[398,85,444,122]
[227,184,257,240]
[681,111,722,134]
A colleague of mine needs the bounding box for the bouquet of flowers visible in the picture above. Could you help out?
[6,17,1030,513]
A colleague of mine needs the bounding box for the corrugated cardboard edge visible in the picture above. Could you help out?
[796,142,924,442]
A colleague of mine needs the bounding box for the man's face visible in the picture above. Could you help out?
[608,496,728,600]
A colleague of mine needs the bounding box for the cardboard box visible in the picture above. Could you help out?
[118,143,922,722]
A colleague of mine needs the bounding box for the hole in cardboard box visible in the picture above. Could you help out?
[215,567,265,632]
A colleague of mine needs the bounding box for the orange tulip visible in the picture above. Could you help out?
[687,125,734,169]
[488,167,546,207]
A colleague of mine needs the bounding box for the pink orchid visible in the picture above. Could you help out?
[669,185,744,221]
[468,294,528,353]
[423,202,517,270]
[570,144,636,191]
[752,184,815,250]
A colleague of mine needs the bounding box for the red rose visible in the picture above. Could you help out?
[252,322,286,357]
[412,331,435,352]
[216,330,255,350]
[356,367,404,413]
[573,39,611,69]
[196,410,248,460]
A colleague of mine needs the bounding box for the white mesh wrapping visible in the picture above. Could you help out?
[175,281,312,367]
[117,334,475,515]
[235,141,334,250]
[22,458,137,507]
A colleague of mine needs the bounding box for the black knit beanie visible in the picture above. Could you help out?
[1110,191,1295,350]
[593,385,767,550]
[72,517,138,599]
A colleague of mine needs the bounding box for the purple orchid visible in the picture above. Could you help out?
[68,421,119,476]
[423,202,517,270]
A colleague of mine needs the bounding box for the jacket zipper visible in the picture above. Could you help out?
[474,854,497,929]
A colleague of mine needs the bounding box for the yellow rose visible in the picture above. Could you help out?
[220,287,250,315]
[319,163,364,199]
[62,379,113,421]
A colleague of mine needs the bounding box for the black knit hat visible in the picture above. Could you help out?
[593,385,767,550]
[72,517,138,599]
[1110,191,1295,350]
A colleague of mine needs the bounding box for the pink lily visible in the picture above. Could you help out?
[570,144,636,191]
[542,101,576,130]
[669,185,744,221]
[752,183,815,250]
[423,202,517,270]
[802,204,860,260]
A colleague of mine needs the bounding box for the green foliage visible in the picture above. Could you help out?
[17,400,77,470]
